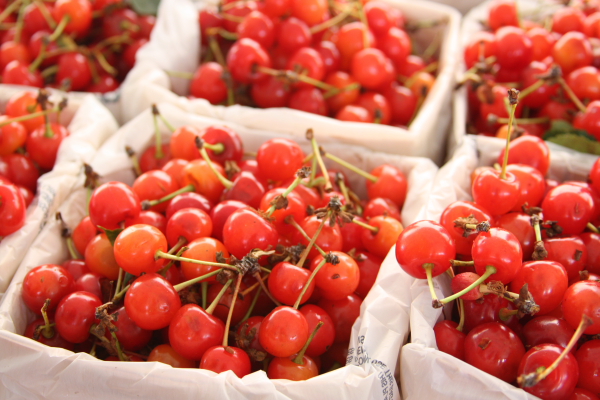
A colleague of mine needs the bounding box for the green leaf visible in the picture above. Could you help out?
[543,120,595,141]
[545,133,600,155]
[97,226,124,246]
[128,0,161,15]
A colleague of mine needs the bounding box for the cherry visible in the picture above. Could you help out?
[488,0,519,31]
[545,236,587,281]
[251,75,292,108]
[55,291,101,343]
[518,343,579,400]
[109,306,152,352]
[24,316,74,351]
[353,251,383,299]
[26,123,69,171]
[314,41,340,75]
[56,52,92,91]
[464,322,525,383]
[434,320,466,361]
[165,192,212,220]
[568,66,600,102]
[190,62,227,104]
[258,306,309,357]
[222,208,279,259]
[84,233,121,280]
[360,215,403,259]
[169,303,225,361]
[147,344,197,368]
[542,183,595,235]
[268,262,314,306]
[472,227,523,284]
[166,207,212,248]
[575,340,600,394]
[334,21,374,69]
[317,294,362,343]
[222,1,257,33]
[552,31,593,75]
[267,353,319,380]
[53,0,92,37]
[201,125,244,164]
[181,159,226,204]
[62,259,90,281]
[288,87,328,116]
[527,28,555,61]
[462,294,519,333]
[553,6,586,34]
[179,237,229,283]
[74,272,104,300]
[309,251,360,301]
[226,38,271,84]
[351,48,394,90]
[2,60,43,88]
[125,210,167,235]
[509,260,568,315]
[22,264,75,315]
[366,164,407,207]
[562,280,600,334]
[209,200,248,242]
[199,9,223,45]
[0,154,40,193]
[0,182,26,237]
[496,212,535,260]
[464,31,497,69]
[5,91,44,133]
[277,17,312,53]
[383,82,417,125]
[200,346,252,377]
[581,232,600,274]
[206,281,252,327]
[89,181,141,230]
[364,1,402,36]
[523,316,576,354]
[569,388,600,400]
[256,138,304,182]
[132,170,178,213]
[125,273,181,331]
[114,224,167,276]
[505,164,546,211]
[290,0,327,26]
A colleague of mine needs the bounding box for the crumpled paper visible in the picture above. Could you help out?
[0,103,440,400]
[119,0,461,164]
[0,86,118,296]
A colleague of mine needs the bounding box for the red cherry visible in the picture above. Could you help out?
[89,181,141,230]
[575,340,600,394]
[125,273,181,330]
[55,291,101,343]
[226,38,271,84]
[562,281,600,334]
[434,320,466,361]
[200,346,252,377]
[0,182,26,237]
[169,303,225,360]
[22,264,75,315]
[471,227,522,284]
[259,306,309,357]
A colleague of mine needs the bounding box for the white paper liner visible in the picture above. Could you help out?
[119,0,461,164]
[0,85,118,296]
[398,134,598,400]
[0,103,439,400]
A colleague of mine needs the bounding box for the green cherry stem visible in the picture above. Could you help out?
[201,281,208,309]
[174,268,224,293]
[293,256,327,309]
[40,299,55,339]
[306,129,333,192]
[322,151,378,183]
[293,321,324,365]
[113,268,124,301]
[156,250,238,272]
[141,184,195,210]
[558,77,587,113]
[265,167,311,217]
[499,88,519,180]
[352,218,379,234]
[423,263,439,304]
[587,222,599,234]
[531,214,548,260]
[517,315,593,388]
[240,285,262,324]
[125,146,142,177]
[0,107,59,128]
[151,104,165,159]
[433,265,498,308]
[456,298,465,332]
[48,15,71,42]
[223,274,243,347]
[196,137,234,189]
[252,271,282,307]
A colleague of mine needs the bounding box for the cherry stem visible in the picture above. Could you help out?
[0,107,59,128]
[587,222,599,234]
[142,184,195,210]
[240,274,267,297]
[151,104,165,159]
[423,263,440,304]
[293,321,324,364]
[201,281,208,309]
[93,49,117,76]
[156,250,237,273]
[223,274,243,347]
[435,265,498,308]
[518,315,593,388]
[112,268,124,301]
[265,168,309,217]
[0,0,23,26]
[323,82,361,99]
[323,151,378,183]
[252,271,282,307]
[293,257,327,309]
[48,15,71,42]
[13,0,26,44]
[41,64,59,78]
[450,260,474,268]
[29,40,47,72]
[310,3,354,33]
[519,79,545,100]
[498,307,518,321]
[203,141,225,154]
[196,138,234,189]
[33,0,57,29]
[500,89,519,180]
[111,331,128,361]
[456,298,465,332]
[307,129,333,192]
[240,285,262,324]
[257,66,336,91]
[531,215,548,260]
[286,217,326,257]
[207,34,226,67]
[94,32,133,52]
[66,237,81,260]
[353,0,369,48]
[558,77,587,113]
[40,299,54,339]
[125,146,142,177]
[205,279,234,315]
[296,210,330,269]
[493,115,549,125]
[158,243,186,276]
[352,218,379,234]
[164,70,194,79]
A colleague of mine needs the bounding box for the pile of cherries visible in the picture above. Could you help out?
[192,0,439,126]
[0,89,71,238]
[19,108,407,381]
[397,89,600,400]
[463,0,600,145]
[0,0,155,93]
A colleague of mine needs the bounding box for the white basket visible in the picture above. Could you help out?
[119,0,461,164]
[0,85,118,296]
[0,103,440,400]
[399,134,598,400]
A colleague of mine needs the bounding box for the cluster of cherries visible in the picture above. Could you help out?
[463,0,600,143]
[397,89,600,400]
[19,108,407,380]
[0,0,155,93]
[191,0,439,126]
[0,89,71,238]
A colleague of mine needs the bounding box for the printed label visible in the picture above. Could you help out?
[347,335,396,400]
